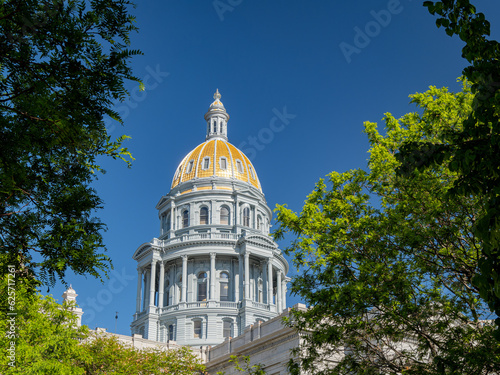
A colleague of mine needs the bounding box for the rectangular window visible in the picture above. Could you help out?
[198,282,207,301]
[223,321,231,339]
[220,282,229,301]
[220,157,227,170]
[194,320,202,338]
[236,160,244,174]
[202,157,210,170]
[186,160,194,174]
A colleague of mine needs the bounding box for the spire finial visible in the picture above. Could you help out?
[214,88,221,101]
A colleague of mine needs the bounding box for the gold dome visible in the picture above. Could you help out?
[171,139,261,192]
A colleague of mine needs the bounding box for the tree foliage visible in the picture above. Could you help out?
[0,276,205,374]
[0,0,142,288]
[216,355,267,375]
[0,276,88,374]
[275,83,500,374]
[76,334,205,375]
[398,1,500,324]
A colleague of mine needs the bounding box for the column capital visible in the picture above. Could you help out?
[181,254,188,261]
[210,252,216,259]
[244,251,250,258]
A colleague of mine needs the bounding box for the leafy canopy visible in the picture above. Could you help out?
[0,0,142,288]
[398,1,500,324]
[0,275,205,374]
[275,83,500,375]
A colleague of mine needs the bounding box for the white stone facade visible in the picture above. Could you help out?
[130,91,290,347]
[205,304,307,375]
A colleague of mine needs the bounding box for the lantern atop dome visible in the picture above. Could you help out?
[204,89,229,141]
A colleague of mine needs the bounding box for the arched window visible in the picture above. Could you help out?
[182,210,189,228]
[223,320,232,339]
[243,207,250,227]
[220,206,230,225]
[198,272,207,301]
[168,324,174,341]
[220,272,229,301]
[193,319,202,338]
[200,207,209,225]
[257,215,262,231]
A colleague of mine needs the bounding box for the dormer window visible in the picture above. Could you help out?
[249,165,256,179]
[236,160,244,174]
[202,157,210,170]
[185,160,194,174]
[220,157,227,170]
[173,165,181,181]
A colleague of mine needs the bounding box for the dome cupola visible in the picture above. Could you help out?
[204,89,229,141]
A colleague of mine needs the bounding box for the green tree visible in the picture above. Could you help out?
[398,1,500,323]
[275,83,500,374]
[216,355,267,375]
[76,334,205,375]
[0,275,88,374]
[0,275,205,374]
[0,0,141,288]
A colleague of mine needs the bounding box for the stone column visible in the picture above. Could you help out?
[210,252,216,300]
[277,270,282,312]
[267,259,273,305]
[238,254,243,300]
[210,200,216,226]
[136,267,142,314]
[181,255,188,303]
[158,261,165,308]
[171,202,176,231]
[244,252,250,300]
[168,206,175,230]
[149,259,157,307]
[282,276,287,310]
[234,196,238,226]
[262,260,268,303]
[144,269,150,308]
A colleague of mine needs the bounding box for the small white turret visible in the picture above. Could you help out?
[204,89,229,140]
[62,285,83,326]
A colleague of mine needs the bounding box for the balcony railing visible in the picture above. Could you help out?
[152,232,240,247]
[159,300,247,313]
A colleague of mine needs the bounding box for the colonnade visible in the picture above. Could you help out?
[135,252,287,314]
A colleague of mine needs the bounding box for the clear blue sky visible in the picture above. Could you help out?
[50,0,500,335]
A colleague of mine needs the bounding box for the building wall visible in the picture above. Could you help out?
[205,304,307,375]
